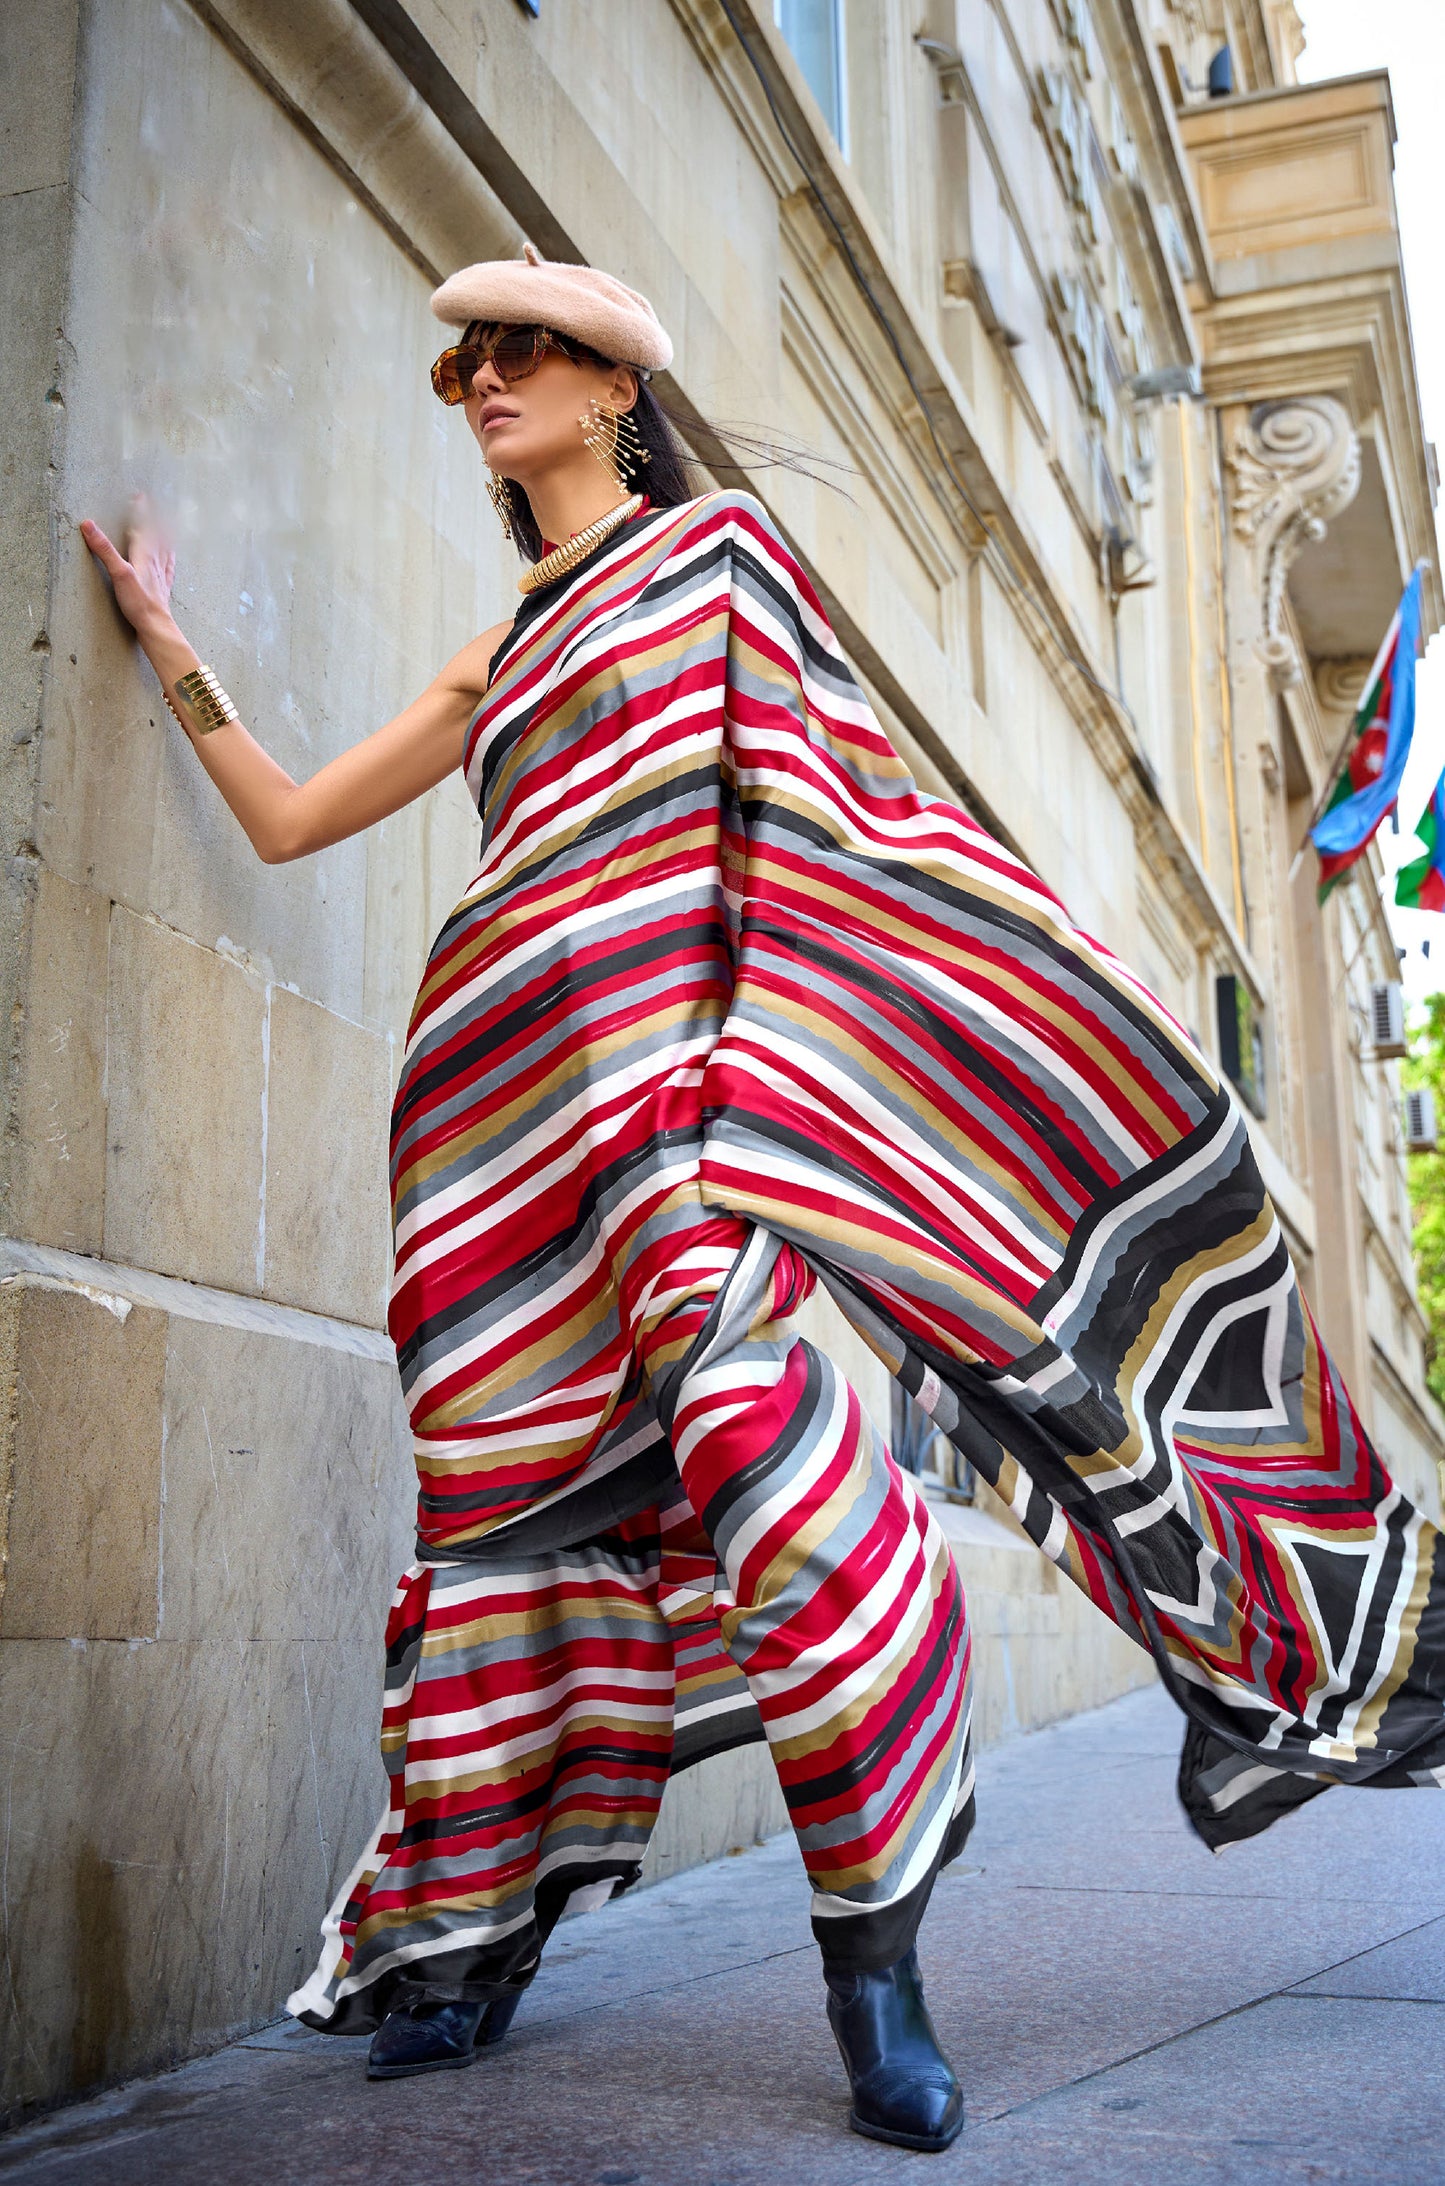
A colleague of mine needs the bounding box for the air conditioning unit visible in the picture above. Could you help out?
[1369,982,1407,1058]
[1405,1087,1438,1153]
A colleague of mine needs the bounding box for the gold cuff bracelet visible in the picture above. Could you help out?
[165,666,239,736]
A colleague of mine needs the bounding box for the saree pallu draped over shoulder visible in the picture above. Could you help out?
[290,492,1445,2037]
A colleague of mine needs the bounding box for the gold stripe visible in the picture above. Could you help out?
[1341,1517,1438,1753]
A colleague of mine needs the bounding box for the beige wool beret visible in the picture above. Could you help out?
[430,243,673,374]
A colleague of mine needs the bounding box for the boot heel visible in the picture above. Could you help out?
[477,1989,523,2046]
[823,1947,964,2153]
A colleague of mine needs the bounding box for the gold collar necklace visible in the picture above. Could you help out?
[517,492,646,596]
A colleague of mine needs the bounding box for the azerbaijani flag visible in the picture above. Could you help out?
[1311,565,1423,900]
[1396,769,1445,913]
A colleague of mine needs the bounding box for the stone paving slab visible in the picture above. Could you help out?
[2,1685,1442,2185]
[1289,1913,1445,2003]
[947,1994,1445,2185]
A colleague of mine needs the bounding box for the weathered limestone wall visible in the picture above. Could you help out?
[0,0,496,2116]
[0,1246,411,2100]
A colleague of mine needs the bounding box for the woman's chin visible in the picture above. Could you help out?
[480,431,535,473]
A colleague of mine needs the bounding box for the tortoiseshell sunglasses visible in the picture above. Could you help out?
[429,321,610,405]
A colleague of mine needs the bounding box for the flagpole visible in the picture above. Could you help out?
[1330,863,1387,1001]
[1286,702,1378,887]
[1285,598,1406,887]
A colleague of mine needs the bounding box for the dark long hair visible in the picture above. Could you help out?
[498,365,849,562]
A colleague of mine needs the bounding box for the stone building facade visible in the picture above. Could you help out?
[1,0,1439,2116]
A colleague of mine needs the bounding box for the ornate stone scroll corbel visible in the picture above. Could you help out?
[1314,657,1375,717]
[1227,397,1361,691]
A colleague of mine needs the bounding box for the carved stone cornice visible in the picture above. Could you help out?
[1227,396,1362,690]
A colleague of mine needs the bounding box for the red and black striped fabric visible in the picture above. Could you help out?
[291,492,1445,2035]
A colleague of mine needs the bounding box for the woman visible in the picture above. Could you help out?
[83,248,1445,2155]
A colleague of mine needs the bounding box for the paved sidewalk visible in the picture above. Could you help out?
[2,1684,1442,2185]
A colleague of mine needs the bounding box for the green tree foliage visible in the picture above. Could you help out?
[1404,992,1445,1405]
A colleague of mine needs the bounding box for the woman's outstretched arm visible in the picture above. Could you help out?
[81,504,510,864]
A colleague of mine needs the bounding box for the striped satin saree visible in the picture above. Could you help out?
[291,492,1445,2035]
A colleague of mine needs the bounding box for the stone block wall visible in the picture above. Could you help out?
[0,0,498,2116]
[0,1250,413,2108]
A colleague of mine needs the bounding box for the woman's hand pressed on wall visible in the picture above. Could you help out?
[80,497,511,864]
[81,499,211,733]
[80,498,179,644]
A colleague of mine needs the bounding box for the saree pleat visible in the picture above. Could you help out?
[292,491,1444,2032]
[292,1217,973,2029]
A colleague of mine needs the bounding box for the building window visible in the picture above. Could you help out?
[1215,973,1267,1120]
[775,0,847,154]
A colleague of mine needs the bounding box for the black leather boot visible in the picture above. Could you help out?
[365,1989,523,2080]
[824,1947,964,2151]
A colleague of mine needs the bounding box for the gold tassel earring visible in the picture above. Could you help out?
[486,470,517,540]
[579,398,651,499]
